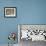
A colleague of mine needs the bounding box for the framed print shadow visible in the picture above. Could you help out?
[4,7,17,18]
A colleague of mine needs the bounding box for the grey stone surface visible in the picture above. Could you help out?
[19,40,46,46]
[0,44,18,46]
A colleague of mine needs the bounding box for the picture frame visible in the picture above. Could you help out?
[4,7,17,18]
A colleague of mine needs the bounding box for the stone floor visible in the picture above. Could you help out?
[19,39,46,46]
[0,40,46,46]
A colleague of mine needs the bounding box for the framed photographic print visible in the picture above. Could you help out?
[4,7,17,18]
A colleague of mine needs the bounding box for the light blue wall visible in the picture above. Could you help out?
[0,0,46,44]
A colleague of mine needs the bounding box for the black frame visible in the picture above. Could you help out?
[4,7,17,18]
